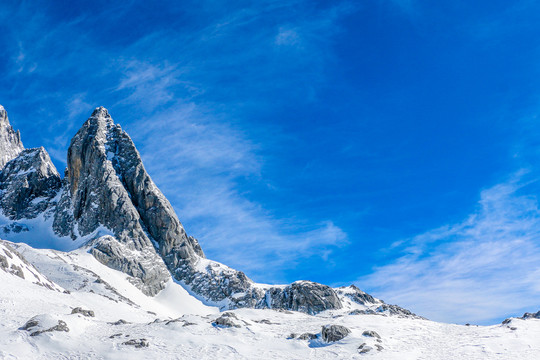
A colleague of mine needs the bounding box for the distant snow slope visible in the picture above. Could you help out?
[1,239,539,359]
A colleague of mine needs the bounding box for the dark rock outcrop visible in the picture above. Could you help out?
[213,313,241,328]
[263,281,342,315]
[336,285,377,305]
[521,311,540,320]
[71,307,95,317]
[122,338,149,348]
[362,330,381,339]
[297,333,318,340]
[0,147,61,220]
[21,315,69,336]
[321,324,351,342]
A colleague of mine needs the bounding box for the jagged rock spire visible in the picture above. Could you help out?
[0,105,24,169]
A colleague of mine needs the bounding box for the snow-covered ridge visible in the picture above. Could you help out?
[0,240,63,291]
[1,237,539,359]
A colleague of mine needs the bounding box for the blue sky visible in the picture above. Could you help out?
[2,0,540,324]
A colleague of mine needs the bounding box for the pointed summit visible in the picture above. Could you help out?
[0,105,24,169]
[89,106,113,124]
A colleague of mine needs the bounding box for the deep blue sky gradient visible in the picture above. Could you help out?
[2,0,540,324]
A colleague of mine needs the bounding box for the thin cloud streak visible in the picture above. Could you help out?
[358,172,540,325]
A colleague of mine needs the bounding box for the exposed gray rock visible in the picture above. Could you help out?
[297,333,318,340]
[122,338,149,348]
[213,313,241,328]
[0,105,24,169]
[358,344,373,354]
[503,310,540,324]
[374,304,424,319]
[71,307,95,317]
[362,330,381,339]
[349,304,424,320]
[521,311,540,320]
[336,285,377,305]
[165,318,196,326]
[262,281,342,315]
[90,236,169,296]
[21,315,69,336]
[0,147,61,220]
[321,324,351,342]
[110,319,130,325]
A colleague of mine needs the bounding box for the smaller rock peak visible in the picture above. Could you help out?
[0,104,7,124]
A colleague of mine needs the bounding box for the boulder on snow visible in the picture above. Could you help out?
[289,332,318,340]
[321,324,351,342]
[213,313,241,328]
[358,343,373,353]
[122,338,149,348]
[21,314,69,336]
[71,307,95,317]
[362,330,381,339]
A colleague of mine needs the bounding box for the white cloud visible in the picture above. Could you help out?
[275,28,301,46]
[357,172,540,324]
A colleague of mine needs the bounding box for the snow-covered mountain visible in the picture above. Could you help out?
[1,105,539,359]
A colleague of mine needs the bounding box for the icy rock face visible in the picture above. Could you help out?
[0,147,61,220]
[0,105,24,169]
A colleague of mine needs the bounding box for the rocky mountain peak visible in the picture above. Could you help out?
[0,147,61,220]
[0,105,24,169]
[89,106,113,125]
[0,105,347,313]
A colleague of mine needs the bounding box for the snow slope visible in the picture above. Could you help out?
[1,240,539,359]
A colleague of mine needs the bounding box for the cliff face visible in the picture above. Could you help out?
[0,105,344,312]
[0,147,61,220]
[0,105,24,169]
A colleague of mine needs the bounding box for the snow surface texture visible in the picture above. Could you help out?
[1,240,539,359]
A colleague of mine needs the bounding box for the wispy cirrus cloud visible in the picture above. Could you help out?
[358,171,540,324]
[125,99,348,283]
